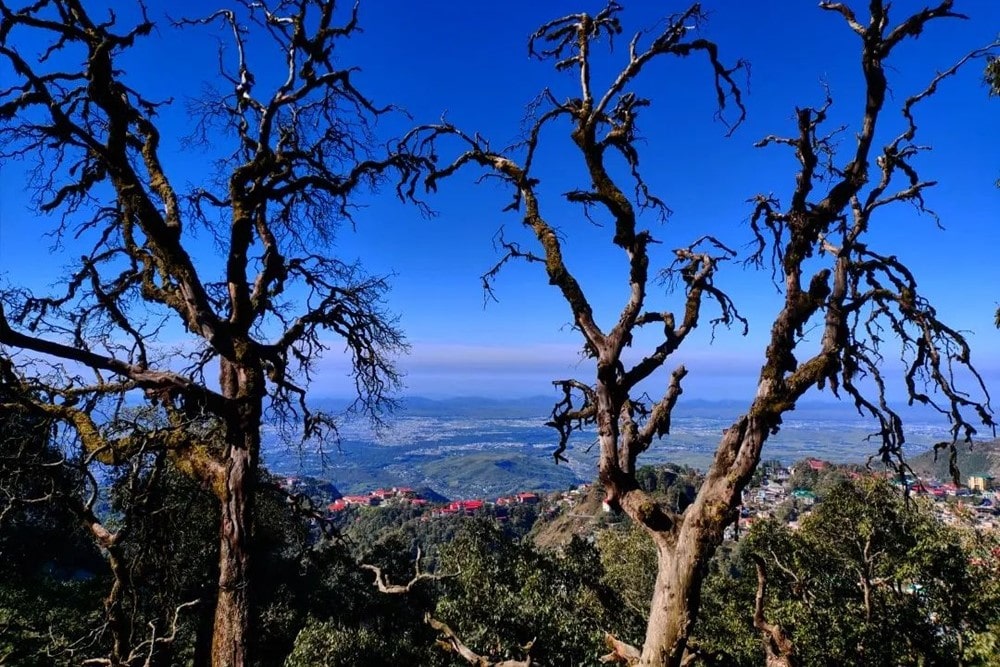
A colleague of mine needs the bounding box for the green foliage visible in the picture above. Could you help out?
[284,621,401,667]
[0,575,108,666]
[694,478,1000,666]
[7,406,1000,667]
[432,520,631,666]
[336,499,542,570]
[786,459,851,499]
[634,464,700,512]
[694,543,762,665]
[596,522,656,626]
[0,400,109,665]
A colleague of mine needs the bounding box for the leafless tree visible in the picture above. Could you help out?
[0,0,422,664]
[402,2,995,664]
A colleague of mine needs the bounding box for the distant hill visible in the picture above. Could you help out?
[271,396,963,499]
[909,439,1000,482]
[414,486,450,503]
[419,450,580,498]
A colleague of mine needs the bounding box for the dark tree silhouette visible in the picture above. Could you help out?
[402,2,995,664]
[0,0,422,664]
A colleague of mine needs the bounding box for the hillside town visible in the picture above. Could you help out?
[734,459,999,536]
[282,457,1000,538]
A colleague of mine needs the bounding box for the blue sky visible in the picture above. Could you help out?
[1,0,998,404]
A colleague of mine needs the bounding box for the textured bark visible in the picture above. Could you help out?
[633,417,773,666]
[751,554,797,667]
[0,2,413,664]
[211,444,253,667]
[404,7,992,664]
[639,540,698,666]
[210,361,262,667]
[426,614,533,667]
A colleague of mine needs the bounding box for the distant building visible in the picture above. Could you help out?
[439,499,486,515]
[968,474,995,493]
[342,494,379,507]
[791,489,817,505]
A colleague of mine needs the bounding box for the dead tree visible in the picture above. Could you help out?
[0,1,422,665]
[402,2,995,665]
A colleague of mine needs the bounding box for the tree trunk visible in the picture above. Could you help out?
[638,536,704,666]
[211,443,253,667]
[635,417,770,667]
[211,361,262,667]
[105,546,132,667]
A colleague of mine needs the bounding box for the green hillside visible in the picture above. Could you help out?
[909,438,1000,482]
[418,450,579,497]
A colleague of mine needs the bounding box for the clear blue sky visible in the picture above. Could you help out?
[1,0,998,403]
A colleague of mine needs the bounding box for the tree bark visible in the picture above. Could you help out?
[210,361,262,667]
[211,444,252,667]
[639,539,702,666]
[751,554,797,667]
[634,416,772,667]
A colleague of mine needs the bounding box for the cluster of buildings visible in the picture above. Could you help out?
[736,459,999,534]
[326,486,427,512]
[291,458,998,534]
[324,486,544,517]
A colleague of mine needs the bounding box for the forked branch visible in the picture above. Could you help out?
[361,547,458,594]
[425,613,534,667]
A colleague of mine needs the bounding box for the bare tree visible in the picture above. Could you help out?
[0,1,422,664]
[402,2,995,665]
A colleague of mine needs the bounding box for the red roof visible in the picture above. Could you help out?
[447,499,485,512]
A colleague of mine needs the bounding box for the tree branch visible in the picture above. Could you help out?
[425,613,534,667]
[360,547,457,594]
